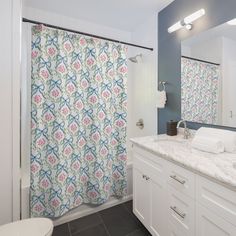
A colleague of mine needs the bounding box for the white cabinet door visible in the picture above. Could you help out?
[196,204,236,236]
[133,151,166,236]
[133,167,150,225]
[149,177,167,236]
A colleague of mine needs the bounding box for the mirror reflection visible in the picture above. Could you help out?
[181,19,236,127]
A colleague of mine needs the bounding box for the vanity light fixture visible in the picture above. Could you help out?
[227,18,236,25]
[168,9,205,33]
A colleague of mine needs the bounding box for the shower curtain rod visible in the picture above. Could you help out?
[181,56,220,66]
[22,18,154,51]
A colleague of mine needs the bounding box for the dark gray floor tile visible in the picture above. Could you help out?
[73,224,109,236]
[123,201,133,214]
[99,204,142,236]
[69,213,102,235]
[123,201,143,224]
[126,228,152,236]
[53,223,70,236]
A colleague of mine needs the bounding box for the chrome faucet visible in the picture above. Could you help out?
[176,120,190,139]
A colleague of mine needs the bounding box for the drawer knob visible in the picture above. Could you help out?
[170,206,186,219]
[142,174,150,181]
[170,175,186,185]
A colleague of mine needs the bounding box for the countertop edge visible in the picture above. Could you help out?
[131,140,236,192]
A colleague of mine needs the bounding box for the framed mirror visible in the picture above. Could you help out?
[181,19,236,128]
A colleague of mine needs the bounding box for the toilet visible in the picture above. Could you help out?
[0,218,53,236]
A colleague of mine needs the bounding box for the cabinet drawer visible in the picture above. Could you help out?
[196,204,236,236]
[167,161,195,199]
[167,185,195,236]
[168,222,188,236]
[196,175,236,227]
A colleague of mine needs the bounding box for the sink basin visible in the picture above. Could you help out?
[152,138,185,144]
[151,138,191,151]
[233,162,236,169]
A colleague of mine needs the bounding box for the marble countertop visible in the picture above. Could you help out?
[130,134,236,190]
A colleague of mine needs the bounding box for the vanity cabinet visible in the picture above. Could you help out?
[132,145,236,236]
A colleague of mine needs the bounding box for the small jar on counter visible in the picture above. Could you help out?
[166,120,178,136]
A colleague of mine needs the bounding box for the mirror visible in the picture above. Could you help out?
[181,19,236,128]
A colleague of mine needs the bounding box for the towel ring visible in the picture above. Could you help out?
[159,81,166,91]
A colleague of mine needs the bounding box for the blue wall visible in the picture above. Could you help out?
[158,0,236,134]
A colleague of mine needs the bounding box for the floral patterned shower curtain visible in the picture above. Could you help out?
[181,57,220,124]
[30,25,128,217]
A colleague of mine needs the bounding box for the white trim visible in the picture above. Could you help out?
[12,0,22,221]
[53,195,133,226]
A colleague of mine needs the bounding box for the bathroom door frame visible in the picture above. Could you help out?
[12,0,22,221]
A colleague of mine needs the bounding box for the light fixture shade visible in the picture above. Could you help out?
[167,9,205,33]
[184,9,205,25]
[168,21,183,33]
[227,18,236,25]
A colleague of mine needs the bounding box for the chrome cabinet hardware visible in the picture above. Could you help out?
[170,175,186,185]
[142,174,150,181]
[170,206,186,219]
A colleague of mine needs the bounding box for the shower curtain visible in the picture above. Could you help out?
[181,57,220,124]
[30,25,128,217]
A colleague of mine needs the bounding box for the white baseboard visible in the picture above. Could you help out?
[53,194,133,226]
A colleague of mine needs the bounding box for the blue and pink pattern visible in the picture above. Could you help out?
[31,25,128,217]
[181,57,219,125]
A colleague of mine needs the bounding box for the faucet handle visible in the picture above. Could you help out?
[184,128,191,139]
[136,119,144,130]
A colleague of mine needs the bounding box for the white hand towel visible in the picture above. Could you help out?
[191,135,224,154]
[195,127,236,153]
[157,90,167,108]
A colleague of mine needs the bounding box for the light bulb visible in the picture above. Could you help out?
[184,9,205,25]
[167,9,205,34]
[168,21,183,33]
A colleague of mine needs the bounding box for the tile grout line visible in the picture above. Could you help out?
[125,228,141,236]
[122,201,148,233]
[97,212,112,236]
[67,214,103,235]
[122,202,137,221]
[67,223,72,236]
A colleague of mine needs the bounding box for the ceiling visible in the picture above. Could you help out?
[23,0,174,31]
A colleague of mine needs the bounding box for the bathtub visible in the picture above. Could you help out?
[21,162,133,226]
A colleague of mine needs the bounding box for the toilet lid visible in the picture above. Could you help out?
[0,218,53,236]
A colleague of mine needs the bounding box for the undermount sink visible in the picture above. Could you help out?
[152,138,186,144]
[233,162,236,169]
[151,137,191,150]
